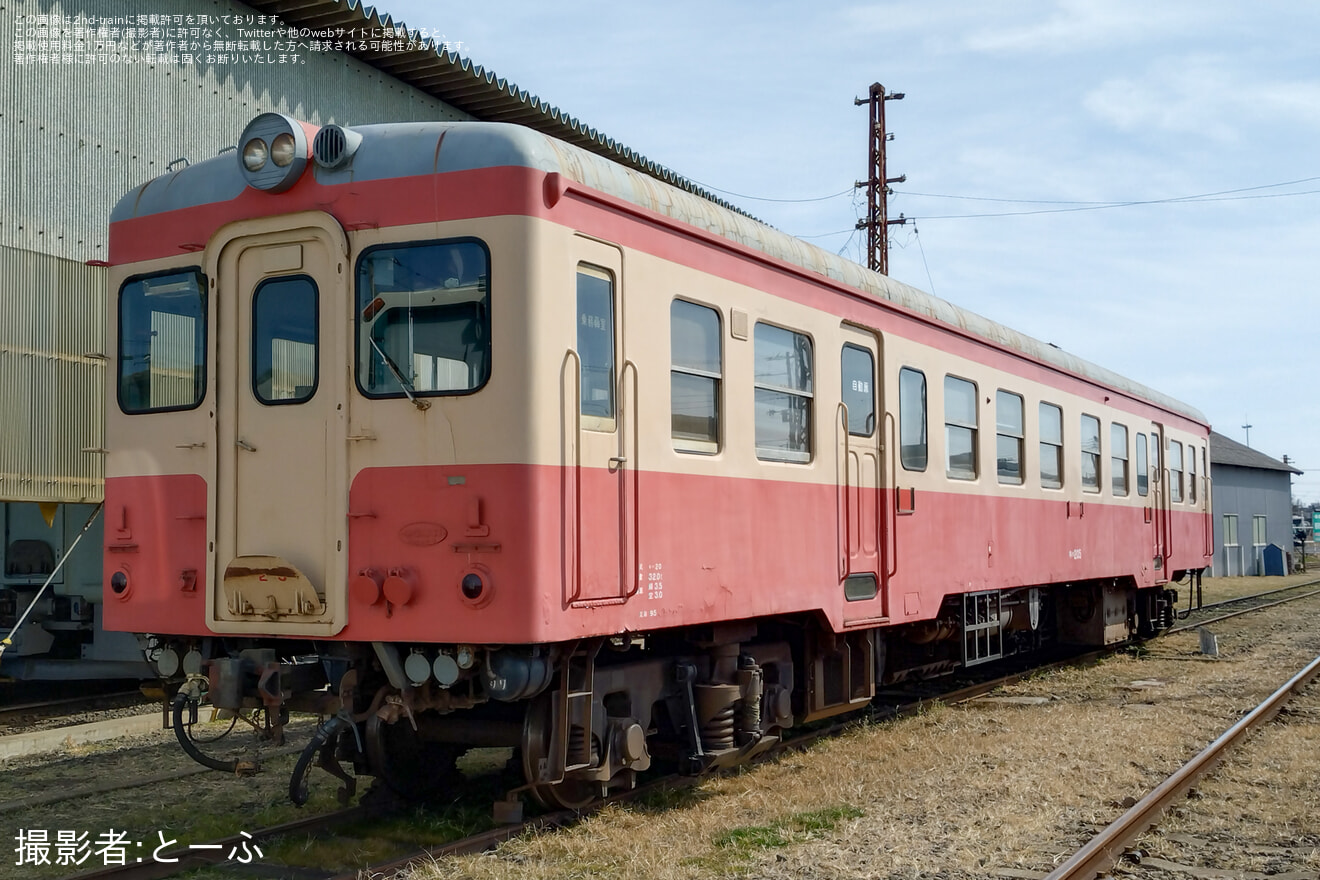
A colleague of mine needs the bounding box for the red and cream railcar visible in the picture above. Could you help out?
[104,113,1211,805]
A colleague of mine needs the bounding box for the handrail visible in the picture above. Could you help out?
[883,410,899,580]
[837,402,851,581]
[561,349,583,604]
[621,359,641,600]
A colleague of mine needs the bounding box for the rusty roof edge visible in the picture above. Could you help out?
[244,0,761,221]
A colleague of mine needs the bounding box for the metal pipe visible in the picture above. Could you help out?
[0,502,104,661]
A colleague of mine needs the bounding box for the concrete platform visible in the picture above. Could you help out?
[0,712,164,761]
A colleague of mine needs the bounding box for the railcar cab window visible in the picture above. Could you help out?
[944,375,978,480]
[1169,440,1184,503]
[1111,423,1129,496]
[1136,433,1149,496]
[995,390,1024,485]
[1039,402,1063,489]
[356,239,490,399]
[117,268,206,413]
[1080,414,1101,492]
[252,276,317,405]
[898,367,928,470]
[577,266,616,425]
[670,300,721,453]
[841,345,875,437]
[753,323,813,463]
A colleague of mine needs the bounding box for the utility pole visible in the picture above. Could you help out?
[855,82,907,275]
[1242,418,1252,447]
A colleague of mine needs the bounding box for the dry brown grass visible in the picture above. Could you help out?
[1196,572,1319,605]
[418,597,1320,880]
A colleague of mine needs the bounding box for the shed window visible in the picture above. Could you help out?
[753,323,813,463]
[944,375,977,481]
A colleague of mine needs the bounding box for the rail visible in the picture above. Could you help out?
[1044,651,1320,880]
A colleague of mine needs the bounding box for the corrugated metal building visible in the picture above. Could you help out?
[1,0,722,676]
[1208,431,1303,576]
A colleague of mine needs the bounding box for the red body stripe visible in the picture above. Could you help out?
[105,466,1210,642]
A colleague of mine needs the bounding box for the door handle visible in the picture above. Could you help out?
[236,439,257,452]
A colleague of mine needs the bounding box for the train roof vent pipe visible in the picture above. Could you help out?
[313,124,362,170]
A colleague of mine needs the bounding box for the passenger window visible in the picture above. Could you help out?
[356,239,491,398]
[1188,443,1197,503]
[899,367,928,471]
[944,375,977,480]
[1039,402,1063,489]
[1169,440,1184,503]
[670,300,721,453]
[117,269,207,413]
[252,276,317,405]
[753,323,813,463]
[1111,424,1129,496]
[995,391,1023,485]
[1136,433,1149,496]
[1080,414,1101,492]
[841,345,875,437]
[576,266,616,422]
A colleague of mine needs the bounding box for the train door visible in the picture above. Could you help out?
[1150,422,1170,583]
[838,325,887,624]
[209,214,348,635]
[562,238,636,606]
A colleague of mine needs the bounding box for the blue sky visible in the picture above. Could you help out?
[386,0,1320,500]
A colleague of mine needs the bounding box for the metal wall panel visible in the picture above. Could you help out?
[0,245,105,503]
[1,0,473,503]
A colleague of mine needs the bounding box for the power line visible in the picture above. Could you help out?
[793,184,1320,238]
[711,174,1320,215]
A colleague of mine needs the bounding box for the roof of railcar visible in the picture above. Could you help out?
[113,120,1207,426]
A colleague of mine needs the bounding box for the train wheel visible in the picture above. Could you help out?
[364,713,462,801]
[521,693,598,810]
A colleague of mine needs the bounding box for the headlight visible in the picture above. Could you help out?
[236,113,311,193]
[270,132,296,167]
[241,138,268,171]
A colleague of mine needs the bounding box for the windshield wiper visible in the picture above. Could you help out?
[369,337,430,411]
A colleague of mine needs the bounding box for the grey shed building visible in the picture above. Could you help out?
[2,0,731,677]
[1208,431,1303,576]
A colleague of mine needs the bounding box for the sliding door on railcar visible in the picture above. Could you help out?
[561,238,637,607]
[838,325,888,625]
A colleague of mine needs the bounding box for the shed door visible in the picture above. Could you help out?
[210,216,347,635]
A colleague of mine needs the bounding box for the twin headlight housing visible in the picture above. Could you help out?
[237,113,310,192]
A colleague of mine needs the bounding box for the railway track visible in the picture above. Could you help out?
[1045,651,1320,880]
[53,581,1320,880]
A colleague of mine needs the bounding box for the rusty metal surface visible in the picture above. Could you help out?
[1045,652,1320,880]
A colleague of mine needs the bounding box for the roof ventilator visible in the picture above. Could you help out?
[313,124,362,170]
